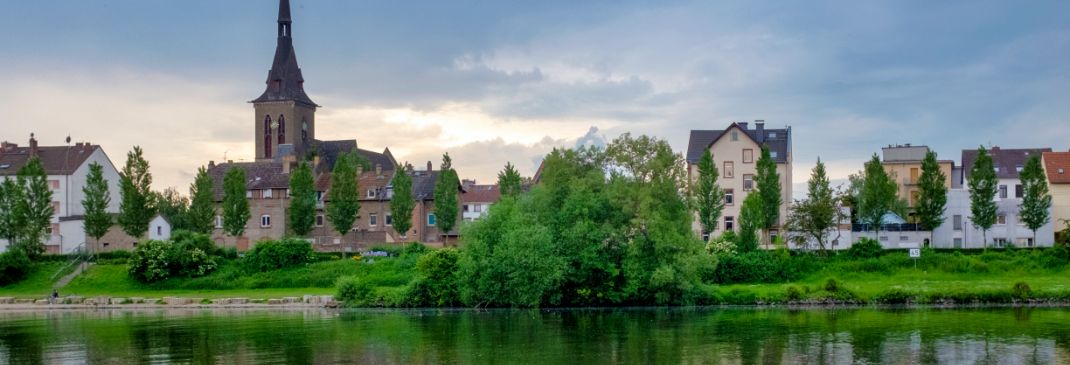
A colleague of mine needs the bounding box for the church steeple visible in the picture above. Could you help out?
[253,0,317,162]
[252,0,316,107]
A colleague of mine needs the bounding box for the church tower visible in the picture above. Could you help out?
[252,0,318,161]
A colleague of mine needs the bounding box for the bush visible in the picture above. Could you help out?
[128,240,217,283]
[785,286,803,302]
[407,248,460,307]
[824,278,840,292]
[336,276,374,306]
[242,238,315,272]
[711,251,817,284]
[1012,281,1032,300]
[874,288,914,304]
[848,238,883,259]
[0,249,32,286]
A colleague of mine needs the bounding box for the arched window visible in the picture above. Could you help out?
[263,115,272,158]
[278,115,286,145]
[302,120,308,142]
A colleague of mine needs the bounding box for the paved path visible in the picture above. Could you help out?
[53,262,93,289]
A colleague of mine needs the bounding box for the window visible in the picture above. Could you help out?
[260,215,271,228]
[51,201,60,214]
[277,115,286,145]
[315,215,324,227]
[724,216,734,231]
[900,236,908,241]
[302,120,309,143]
[370,214,378,226]
[997,214,1006,225]
[953,238,963,248]
[48,180,59,190]
[49,223,59,235]
[999,185,1007,199]
[246,190,253,199]
[723,161,734,178]
[953,215,962,231]
[731,131,739,141]
[994,238,1008,248]
[742,149,754,163]
[428,213,437,226]
[475,204,483,213]
[263,115,273,158]
[263,189,273,198]
[215,215,223,228]
[1015,165,1023,173]
[724,189,734,205]
[743,174,754,191]
[367,189,376,199]
[879,236,889,242]
[463,204,470,213]
[770,151,778,159]
[769,132,777,138]
[157,226,162,236]
[385,214,393,226]
[1015,184,1023,198]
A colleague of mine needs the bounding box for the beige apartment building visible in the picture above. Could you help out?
[880,144,954,218]
[1042,151,1070,232]
[686,121,792,240]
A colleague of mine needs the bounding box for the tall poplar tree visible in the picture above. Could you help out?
[327,153,360,237]
[968,146,998,250]
[694,149,724,238]
[118,146,155,238]
[288,162,316,236]
[737,192,763,253]
[390,165,415,237]
[858,154,898,237]
[15,157,52,258]
[82,162,112,247]
[0,178,21,244]
[786,159,837,251]
[497,162,523,199]
[1019,155,1051,247]
[434,153,460,243]
[755,147,781,245]
[222,167,250,237]
[187,166,216,234]
[916,150,948,247]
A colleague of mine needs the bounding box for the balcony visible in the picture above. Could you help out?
[902,177,918,186]
[852,223,922,232]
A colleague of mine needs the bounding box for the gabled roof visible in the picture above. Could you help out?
[0,143,100,176]
[462,184,501,204]
[1042,151,1070,184]
[961,147,1051,180]
[685,122,791,164]
[208,162,289,200]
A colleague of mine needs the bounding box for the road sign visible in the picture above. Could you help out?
[909,248,921,258]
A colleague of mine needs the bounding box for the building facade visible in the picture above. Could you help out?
[1042,151,1070,233]
[880,144,954,214]
[460,180,500,222]
[0,136,122,254]
[686,121,793,239]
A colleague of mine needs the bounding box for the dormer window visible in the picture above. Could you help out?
[366,189,376,198]
[769,132,777,138]
[731,131,739,141]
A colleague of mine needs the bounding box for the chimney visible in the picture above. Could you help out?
[738,122,748,130]
[405,163,414,172]
[29,133,38,157]
[755,120,765,143]
[282,155,296,174]
[209,160,216,168]
[427,161,433,171]
[375,163,382,176]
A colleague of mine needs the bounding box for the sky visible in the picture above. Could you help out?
[2,0,1068,198]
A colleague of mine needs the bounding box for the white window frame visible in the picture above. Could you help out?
[215,215,223,229]
[743,174,755,191]
[263,189,273,198]
[246,190,253,199]
[366,189,376,199]
[725,189,734,205]
[370,214,378,226]
[385,214,393,226]
[260,215,271,228]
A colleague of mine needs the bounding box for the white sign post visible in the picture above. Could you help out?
[909,248,921,269]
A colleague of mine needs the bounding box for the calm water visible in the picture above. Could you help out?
[1,307,1069,364]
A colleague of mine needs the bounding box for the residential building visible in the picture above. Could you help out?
[461,180,501,221]
[0,136,122,254]
[686,120,793,239]
[942,147,1055,248]
[205,0,459,252]
[1041,151,1070,233]
[880,144,954,216]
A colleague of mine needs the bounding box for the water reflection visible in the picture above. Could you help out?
[0,307,1068,364]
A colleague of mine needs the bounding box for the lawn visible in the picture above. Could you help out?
[0,262,74,298]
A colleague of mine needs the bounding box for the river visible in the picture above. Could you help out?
[1,307,1068,364]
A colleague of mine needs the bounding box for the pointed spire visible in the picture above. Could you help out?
[253,0,317,107]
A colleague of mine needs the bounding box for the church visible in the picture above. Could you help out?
[207,0,456,251]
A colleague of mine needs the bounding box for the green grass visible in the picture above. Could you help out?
[0,262,79,298]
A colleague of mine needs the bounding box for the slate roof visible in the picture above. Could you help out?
[251,0,316,107]
[412,171,440,201]
[961,147,1051,180]
[1042,152,1070,184]
[685,122,791,164]
[208,162,289,200]
[0,142,100,176]
[462,184,501,204]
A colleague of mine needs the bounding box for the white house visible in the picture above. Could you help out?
[148,214,173,241]
[461,180,501,222]
[0,135,122,253]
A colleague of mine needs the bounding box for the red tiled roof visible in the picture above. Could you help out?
[462,184,500,203]
[1042,152,1070,184]
[0,143,100,176]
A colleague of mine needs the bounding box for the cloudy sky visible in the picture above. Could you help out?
[2,1,1068,197]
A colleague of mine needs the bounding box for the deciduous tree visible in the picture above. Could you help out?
[858,154,898,237]
[288,162,316,236]
[1019,155,1052,247]
[390,164,415,237]
[755,147,781,246]
[916,151,948,247]
[187,166,216,234]
[434,153,460,243]
[968,146,998,250]
[786,159,837,252]
[327,152,360,238]
[118,146,155,238]
[82,162,112,247]
[693,149,724,239]
[15,158,52,258]
[222,167,250,237]
[497,162,523,198]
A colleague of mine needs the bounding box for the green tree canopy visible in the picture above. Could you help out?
[187,166,216,234]
[497,162,523,198]
[434,153,461,241]
[327,152,360,237]
[288,162,317,236]
[785,158,838,251]
[858,154,899,235]
[916,150,948,246]
[390,165,415,237]
[737,192,763,253]
[1019,155,1052,246]
[118,146,155,238]
[15,157,53,258]
[82,162,112,244]
[154,188,189,231]
[694,149,725,238]
[968,146,998,249]
[222,167,250,237]
[0,178,22,243]
[755,147,782,244]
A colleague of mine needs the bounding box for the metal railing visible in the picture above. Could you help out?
[851,223,923,232]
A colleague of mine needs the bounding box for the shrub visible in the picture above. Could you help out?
[336,276,374,306]
[128,240,217,283]
[874,288,914,304]
[711,251,817,284]
[242,238,315,272]
[0,249,32,286]
[847,238,883,259]
[785,286,803,302]
[407,248,460,307]
[170,230,218,256]
[1012,282,1032,300]
[824,278,840,292]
